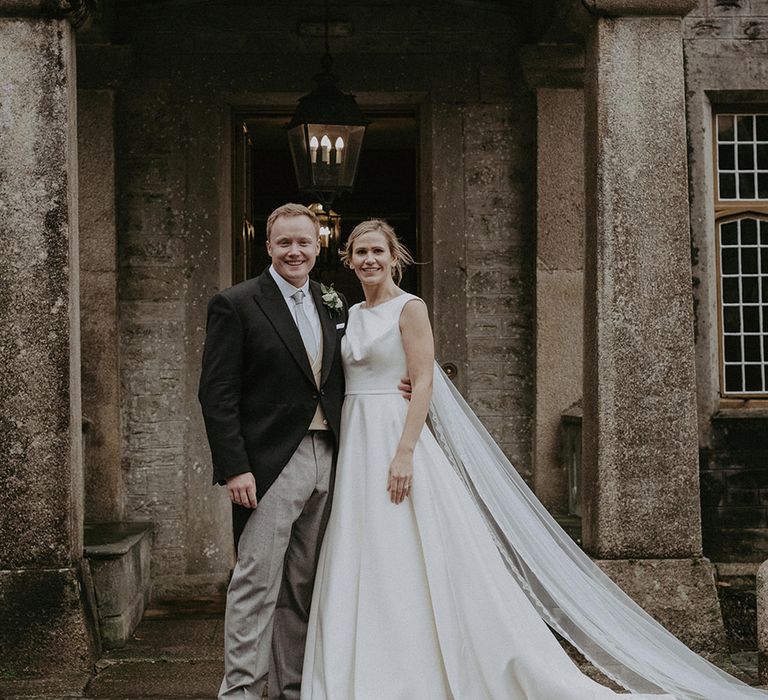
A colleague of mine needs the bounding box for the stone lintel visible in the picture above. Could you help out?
[0,0,90,26]
[519,43,584,89]
[597,558,728,656]
[583,0,698,16]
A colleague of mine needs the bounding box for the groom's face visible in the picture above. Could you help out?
[266,214,321,287]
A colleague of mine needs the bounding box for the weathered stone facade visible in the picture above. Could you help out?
[0,11,97,677]
[75,1,533,592]
[116,83,203,587]
[4,0,768,680]
[530,76,585,515]
[463,103,536,478]
[79,88,123,523]
[77,0,728,647]
[684,0,768,562]
[583,8,701,559]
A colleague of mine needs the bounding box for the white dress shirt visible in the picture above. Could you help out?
[269,265,322,348]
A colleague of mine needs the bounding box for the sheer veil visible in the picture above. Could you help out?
[428,363,767,699]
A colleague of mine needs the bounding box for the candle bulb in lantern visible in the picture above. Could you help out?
[335,136,345,165]
[319,225,331,248]
[321,135,331,164]
[309,136,319,164]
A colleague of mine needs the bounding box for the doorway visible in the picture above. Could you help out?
[232,110,419,306]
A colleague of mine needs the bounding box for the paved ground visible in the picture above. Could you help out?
[85,597,225,700]
[1,596,764,699]
[3,598,227,700]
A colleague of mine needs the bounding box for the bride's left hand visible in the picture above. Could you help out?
[387,451,413,505]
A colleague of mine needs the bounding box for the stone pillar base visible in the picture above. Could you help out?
[756,560,768,683]
[597,558,727,657]
[0,567,97,676]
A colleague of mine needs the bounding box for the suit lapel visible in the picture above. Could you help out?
[252,271,314,384]
[309,280,337,387]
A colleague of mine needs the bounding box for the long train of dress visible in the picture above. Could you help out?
[301,292,763,699]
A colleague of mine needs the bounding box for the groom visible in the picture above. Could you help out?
[198,203,347,700]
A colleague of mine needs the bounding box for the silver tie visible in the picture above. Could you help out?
[291,290,318,360]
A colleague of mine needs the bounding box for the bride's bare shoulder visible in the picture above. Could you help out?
[399,295,430,324]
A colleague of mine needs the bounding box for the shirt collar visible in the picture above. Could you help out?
[269,265,311,301]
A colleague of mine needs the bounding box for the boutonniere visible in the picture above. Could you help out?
[320,283,343,318]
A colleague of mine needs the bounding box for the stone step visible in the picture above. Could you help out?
[84,522,153,649]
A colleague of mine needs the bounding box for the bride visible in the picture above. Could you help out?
[300,219,766,699]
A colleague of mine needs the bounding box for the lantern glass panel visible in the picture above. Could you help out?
[288,123,366,194]
[288,124,312,190]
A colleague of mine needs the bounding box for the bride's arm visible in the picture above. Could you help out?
[388,299,435,504]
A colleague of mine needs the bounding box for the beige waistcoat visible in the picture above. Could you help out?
[307,333,329,431]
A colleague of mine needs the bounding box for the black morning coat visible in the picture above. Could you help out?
[197,268,347,501]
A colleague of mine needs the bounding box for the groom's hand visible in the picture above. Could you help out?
[226,472,258,509]
[398,375,412,401]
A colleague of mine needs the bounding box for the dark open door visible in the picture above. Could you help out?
[232,120,257,284]
[232,110,419,304]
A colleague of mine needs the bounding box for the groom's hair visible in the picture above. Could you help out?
[266,203,320,240]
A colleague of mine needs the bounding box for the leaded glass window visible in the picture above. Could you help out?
[718,216,768,395]
[714,110,768,398]
[716,113,768,201]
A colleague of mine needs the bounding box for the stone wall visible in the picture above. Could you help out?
[701,415,768,562]
[80,1,535,589]
[463,104,536,478]
[685,0,768,48]
[533,86,584,512]
[115,74,220,590]
[79,89,123,522]
[684,0,768,561]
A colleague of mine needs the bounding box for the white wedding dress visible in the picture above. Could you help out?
[301,293,764,700]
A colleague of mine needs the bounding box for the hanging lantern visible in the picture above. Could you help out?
[287,25,367,209]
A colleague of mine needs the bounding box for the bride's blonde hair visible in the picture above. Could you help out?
[340,219,415,284]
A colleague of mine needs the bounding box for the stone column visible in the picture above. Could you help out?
[0,2,97,679]
[78,87,122,522]
[582,0,726,651]
[758,559,768,683]
[521,44,585,515]
[76,3,126,524]
[424,101,469,393]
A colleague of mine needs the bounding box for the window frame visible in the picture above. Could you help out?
[712,106,768,401]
